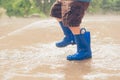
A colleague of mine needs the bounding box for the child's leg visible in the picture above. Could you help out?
[67,26,92,61]
[50,1,75,47]
[69,27,80,35]
[62,1,92,60]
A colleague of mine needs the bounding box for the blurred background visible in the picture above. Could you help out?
[0,0,120,18]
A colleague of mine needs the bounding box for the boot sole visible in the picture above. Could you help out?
[56,43,76,48]
[67,56,92,61]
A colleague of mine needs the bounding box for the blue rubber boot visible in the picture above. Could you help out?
[67,32,92,61]
[56,21,75,47]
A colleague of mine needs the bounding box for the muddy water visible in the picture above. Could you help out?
[0,16,120,80]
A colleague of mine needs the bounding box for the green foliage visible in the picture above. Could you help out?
[34,0,55,15]
[0,0,32,17]
[88,0,102,13]
[12,0,31,16]
[113,0,120,11]
[0,0,120,17]
[88,0,120,14]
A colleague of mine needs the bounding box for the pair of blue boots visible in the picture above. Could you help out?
[56,21,92,61]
